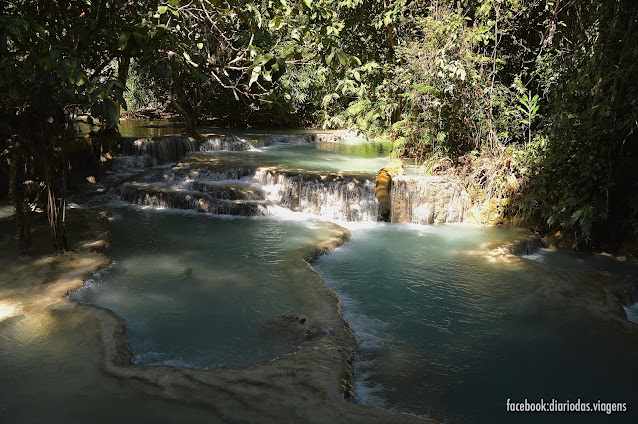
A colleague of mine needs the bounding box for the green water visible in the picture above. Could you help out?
[70,209,340,368]
[313,224,638,424]
[190,141,393,175]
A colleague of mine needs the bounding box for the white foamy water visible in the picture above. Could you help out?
[625,302,638,324]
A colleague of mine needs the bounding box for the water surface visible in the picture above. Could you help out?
[190,141,393,175]
[70,208,341,368]
[313,224,638,424]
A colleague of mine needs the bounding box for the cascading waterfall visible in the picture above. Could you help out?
[119,183,266,215]
[390,176,470,224]
[109,133,471,225]
[120,136,200,166]
[165,167,257,187]
[252,169,378,221]
[199,135,255,152]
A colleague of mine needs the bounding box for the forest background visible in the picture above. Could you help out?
[1,0,637,255]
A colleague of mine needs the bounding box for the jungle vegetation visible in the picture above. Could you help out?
[1,0,637,254]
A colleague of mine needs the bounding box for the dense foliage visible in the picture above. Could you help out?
[1,0,637,253]
[0,0,156,252]
[306,0,638,252]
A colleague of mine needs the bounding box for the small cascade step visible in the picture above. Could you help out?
[190,181,265,201]
[390,176,470,224]
[199,135,255,152]
[120,183,267,216]
[253,168,378,222]
[120,136,200,165]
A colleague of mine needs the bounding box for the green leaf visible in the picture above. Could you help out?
[118,32,130,50]
[269,16,285,30]
[272,58,286,81]
[325,47,335,65]
[249,66,261,87]
[103,98,119,128]
[253,53,274,66]
[158,5,168,14]
[71,70,87,86]
[90,88,102,101]
[59,88,74,105]
[112,90,127,110]
[335,48,347,66]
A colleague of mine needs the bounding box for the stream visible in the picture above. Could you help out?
[3,124,638,423]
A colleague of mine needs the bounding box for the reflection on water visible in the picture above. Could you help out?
[69,208,338,368]
[74,119,185,138]
[313,224,638,424]
[188,141,392,175]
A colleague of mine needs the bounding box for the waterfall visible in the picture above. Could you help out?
[110,134,471,224]
[190,181,265,201]
[120,183,266,216]
[120,136,200,166]
[253,169,378,221]
[390,176,470,224]
[166,167,256,187]
[199,135,255,152]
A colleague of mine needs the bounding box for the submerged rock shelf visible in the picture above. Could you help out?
[0,208,433,423]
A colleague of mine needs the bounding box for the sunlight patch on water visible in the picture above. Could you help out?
[0,300,19,321]
[69,208,346,369]
[313,224,638,424]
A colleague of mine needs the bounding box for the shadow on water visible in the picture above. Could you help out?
[69,208,345,369]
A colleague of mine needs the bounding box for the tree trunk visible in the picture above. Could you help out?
[118,55,131,90]
[169,85,200,138]
[8,139,31,255]
[169,60,201,138]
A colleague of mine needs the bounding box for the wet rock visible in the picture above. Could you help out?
[374,169,392,221]
[506,231,543,256]
[119,183,267,216]
[390,176,470,224]
[264,314,324,343]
